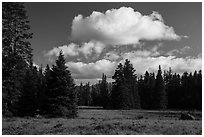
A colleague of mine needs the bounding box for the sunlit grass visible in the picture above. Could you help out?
[2,109,202,135]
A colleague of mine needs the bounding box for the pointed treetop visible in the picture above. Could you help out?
[159,65,161,70]
[145,71,149,76]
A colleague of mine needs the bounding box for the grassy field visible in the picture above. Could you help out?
[2,109,202,135]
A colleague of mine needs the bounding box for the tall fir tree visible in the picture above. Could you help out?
[123,59,140,109]
[139,71,155,109]
[42,64,52,114]
[90,83,102,106]
[45,51,77,117]
[196,70,202,110]
[154,65,167,109]
[17,63,38,116]
[36,65,46,114]
[84,82,92,106]
[111,63,125,109]
[111,60,140,109]
[2,2,33,116]
[100,74,110,109]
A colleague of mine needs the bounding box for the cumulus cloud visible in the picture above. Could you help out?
[166,46,191,56]
[121,52,202,74]
[45,43,79,57]
[104,51,120,61]
[66,59,117,79]
[71,7,181,45]
[45,40,105,58]
[121,45,161,58]
[66,50,201,79]
[78,41,106,57]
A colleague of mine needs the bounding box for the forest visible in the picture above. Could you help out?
[2,2,202,135]
[2,2,202,119]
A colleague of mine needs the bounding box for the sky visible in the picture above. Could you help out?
[24,2,202,85]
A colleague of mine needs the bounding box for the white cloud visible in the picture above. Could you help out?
[78,41,105,57]
[66,59,117,79]
[66,49,201,79]
[122,45,161,58]
[45,41,105,58]
[71,7,180,45]
[45,44,79,57]
[166,46,191,56]
[104,51,120,61]
[166,49,180,56]
[121,52,202,74]
[180,46,191,53]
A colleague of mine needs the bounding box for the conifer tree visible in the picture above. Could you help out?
[111,60,140,109]
[111,63,124,109]
[42,64,53,114]
[84,82,92,106]
[123,59,140,109]
[2,2,33,116]
[17,63,38,116]
[154,65,167,109]
[36,65,46,114]
[100,74,110,109]
[46,51,77,117]
[196,70,202,110]
[91,83,102,106]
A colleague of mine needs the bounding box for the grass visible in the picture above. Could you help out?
[2,109,202,135]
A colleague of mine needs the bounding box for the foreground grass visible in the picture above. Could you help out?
[2,109,202,135]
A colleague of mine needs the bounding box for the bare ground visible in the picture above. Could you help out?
[2,109,202,135]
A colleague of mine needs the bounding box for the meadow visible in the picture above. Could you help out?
[2,109,202,135]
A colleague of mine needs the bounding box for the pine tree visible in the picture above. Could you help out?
[166,71,181,109]
[41,64,53,114]
[100,74,110,109]
[2,2,33,116]
[84,82,92,106]
[111,63,124,109]
[154,65,167,109]
[111,60,140,109]
[123,59,140,109]
[180,72,189,109]
[45,51,77,117]
[139,71,149,109]
[78,82,85,106]
[91,83,102,106]
[196,70,202,110]
[36,65,46,114]
[17,63,38,116]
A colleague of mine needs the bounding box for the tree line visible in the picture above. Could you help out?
[76,61,202,110]
[2,3,202,118]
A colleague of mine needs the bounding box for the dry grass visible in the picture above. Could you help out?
[2,109,202,135]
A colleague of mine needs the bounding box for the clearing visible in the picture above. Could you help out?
[2,109,202,135]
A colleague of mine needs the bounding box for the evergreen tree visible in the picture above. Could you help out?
[45,51,77,117]
[42,64,53,114]
[90,83,102,106]
[123,59,140,109]
[111,60,140,109]
[84,82,92,106]
[196,70,202,110]
[79,82,86,106]
[36,65,46,114]
[111,63,124,109]
[154,65,167,109]
[166,72,181,109]
[180,72,190,109]
[2,2,33,116]
[17,63,38,116]
[100,74,110,109]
